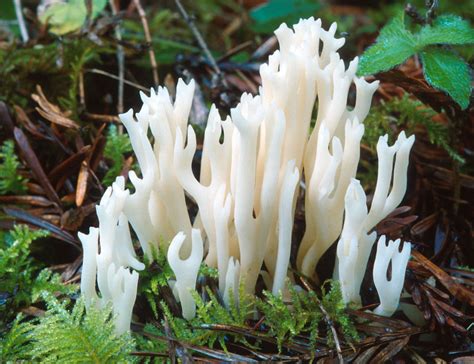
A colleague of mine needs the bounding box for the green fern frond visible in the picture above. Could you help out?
[29,295,136,363]
[31,269,78,303]
[0,140,29,195]
[1,225,76,326]
[0,226,49,316]
[0,315,34,362]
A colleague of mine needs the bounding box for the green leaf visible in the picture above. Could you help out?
[0,315,34,361]
[250,0,320,34]
[418,15,474,47]
[358,13,417,76]
[420,47,472,110]
[39,0,107,35]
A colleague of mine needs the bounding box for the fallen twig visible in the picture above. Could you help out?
[299,277,344,364]
[174,0,228,87]
[108,0,125,114]
[133,0,159,88]
[85,68,149,93]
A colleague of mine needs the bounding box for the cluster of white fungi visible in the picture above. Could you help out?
[79,17,414,333]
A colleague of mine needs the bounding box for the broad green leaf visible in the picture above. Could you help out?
[39,0,107,35]
[418,15,474,46]
[250,0,320,34]
[420,47,472,109]
[358,13,417,76]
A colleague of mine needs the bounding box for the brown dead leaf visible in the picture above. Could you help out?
[354,345,382,364]
[61,208,84,231]
[32,85,79,129]
[14,127,62,207]
[369,337,409,364]
[13,105,48,139]
[48,146,91,185]
[411,213,438,236]
[0,101,15,133]
[76,161,89,207]
[0,195,54,207]
[412,251,474,306]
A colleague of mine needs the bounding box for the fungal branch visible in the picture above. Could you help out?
[78,17,415,332]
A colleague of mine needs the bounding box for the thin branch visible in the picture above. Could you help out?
[84,112,120,123]
[79,71,86,110]
[85,68,149,93]
[108,0,125,114]
[13,0,29,43]
[174,0,227,86]
[425,0,439,24]
[133,0,159,88]
[300,277,344,364]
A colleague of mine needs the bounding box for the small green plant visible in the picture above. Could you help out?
[256,285,321,351]
[320,280,359,345]
[159,284,255,351]
[257,280,358,353]
[0,225,76,325]
[358,11,474,109]
[103,124,133,186]
[28,295,136,363]
[0,140,28,195]
[144,279,358,357]
[0,315,34,362]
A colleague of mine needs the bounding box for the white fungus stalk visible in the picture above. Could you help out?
[223,257,241,308]
[373,236,411,317]
[107,263,139,334]
[213,184,232,294]
[78,227,99,307]
[167,229,204,320]
[272,160,299,295]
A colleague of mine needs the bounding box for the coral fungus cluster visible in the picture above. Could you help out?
[79,17,414,333]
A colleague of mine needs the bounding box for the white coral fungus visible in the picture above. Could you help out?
[79,17,415,332]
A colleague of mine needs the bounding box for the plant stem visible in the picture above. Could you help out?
[108,0,125,115]
[133,0,159,88]
[13,0,29,43]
